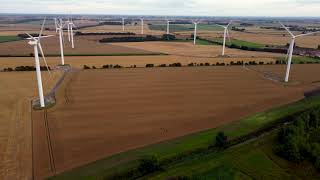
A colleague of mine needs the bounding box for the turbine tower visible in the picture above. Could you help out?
[68,18,77,48]
[25,18,52,108]
[193,22,198,45]
[66,18,71,42]
[56,19,66,65]
[140,18,144,34]
[166,20,170,34]
[216,21,232,56]
[122,18,125,32]
[54,18,58,33]
[279,22,320,82]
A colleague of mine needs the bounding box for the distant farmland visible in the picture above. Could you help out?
[149,24,222,32]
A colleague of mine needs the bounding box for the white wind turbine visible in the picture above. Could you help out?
[66,18,71,42]
[56,19,66,65]
[54,18,58,33]
[166,19,170,34]
[193,21,199,45]
[25,18,53,108]
[122,18,125,32]
[140,18,144,34]
[215,21,232,56]
[68,18,77,48]
[279,22,320,82]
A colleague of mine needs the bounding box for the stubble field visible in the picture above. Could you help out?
[0,70,62,180]
[32,64,320,179]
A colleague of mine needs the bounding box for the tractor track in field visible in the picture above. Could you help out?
[43,109,56,174]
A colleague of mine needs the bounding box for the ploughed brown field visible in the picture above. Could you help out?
[0,36,154,56]
[32,64,320,179]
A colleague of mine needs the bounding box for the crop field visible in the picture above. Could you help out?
[149,24,222,33]
[0,36,155,56]
[116,41,282,58]
[81,24,164,35]
[31,65,320,179]
[0,36,22,43]
[0,70,62,180]
[200,30,320,49]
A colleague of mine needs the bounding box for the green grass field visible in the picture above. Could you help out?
[210,38,267,49]
[148,131,320,180]
[149,24,223,32]
[49,95,320,180]
[0,36,22,43]
[277,56,320,64]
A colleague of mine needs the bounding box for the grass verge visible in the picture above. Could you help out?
[0,36,22,43]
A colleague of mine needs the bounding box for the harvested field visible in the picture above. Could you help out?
[0,55,277,69]
[81,24,164,35]
[115,41,282,58]
[0,36,155,56]
[32,65,320,179]
[197,30,320,49]
[0,70,62,180]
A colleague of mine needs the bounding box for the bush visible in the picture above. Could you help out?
[138,155,161,175]
[276,108,320,170]
[3,67,13,72]
[187,63,195,67]
[102,65,111,69]
[215,132,228,149]
[159,64,166,67]
[146,64,154,68]
[92,66,96,69]
[205,63,210,66]
[162,34,176,41]
[113,64,123,68]
[83,65,90,69]
[216,62,225,66]
[169,63,182,67]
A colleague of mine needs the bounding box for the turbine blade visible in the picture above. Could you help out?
[39,17,46,39]
[38,42,52,76]
[226,29,231,43]
[296,31,320,37]
[227,21,232,28]
[25,32,36,41]
[215,24,226,29]
[279,21,294,37]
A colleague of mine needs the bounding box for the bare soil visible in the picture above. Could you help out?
[32,64,320,179]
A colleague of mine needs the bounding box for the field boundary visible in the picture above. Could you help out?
[0,53,168,58]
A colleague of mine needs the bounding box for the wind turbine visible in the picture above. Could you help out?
[140,18,144,34]
[66,18,71,42]
[56,19,66,65]
[54,18,58,33]
[166,19,170,34]
[279,22,320,82]
[215,21,232,56]
[193,21,198,45]
[122,18,125,32]
[68,18,77,48]
[25,18,53,108]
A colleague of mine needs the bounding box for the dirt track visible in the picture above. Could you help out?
[32,64,320,179]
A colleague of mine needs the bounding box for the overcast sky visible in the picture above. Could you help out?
[1,0,320,17]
